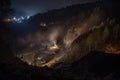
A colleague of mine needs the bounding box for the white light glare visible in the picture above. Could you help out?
[12,16,31,23]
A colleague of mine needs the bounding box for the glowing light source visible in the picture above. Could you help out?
[12,16,31,23]
[4,18,11,23]
[28,62,32,65]
[27,16,30,19]
[37,57,42,60]
[40,22,47,27]
[49,44,59,50]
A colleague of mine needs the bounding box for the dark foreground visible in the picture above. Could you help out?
[0,42,120,80]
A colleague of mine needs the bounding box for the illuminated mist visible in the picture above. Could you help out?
[43,8,104,67]
[15,8,106,67]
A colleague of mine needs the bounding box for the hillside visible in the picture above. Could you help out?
[10,0,120,67]
[56,51,120,80]
[1,0,120,80]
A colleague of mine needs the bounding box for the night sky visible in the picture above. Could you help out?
[11,0,98,16]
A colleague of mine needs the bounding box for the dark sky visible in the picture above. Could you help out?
[11,0,98,16]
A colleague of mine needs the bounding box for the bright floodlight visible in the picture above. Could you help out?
[12,16,31,23]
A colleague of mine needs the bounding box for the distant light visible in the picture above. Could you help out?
[13,17,16,20]
[11,16,31,23]
[21,16,24,19]
[28,62,32,65]
[4,18,11,23]
[49,45,59,50]
[27,16,30,19]
[37,57,42,60]
[40,22,47,27]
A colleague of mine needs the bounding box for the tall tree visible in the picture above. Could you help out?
[0,0,12,21]
[0,0,13,45]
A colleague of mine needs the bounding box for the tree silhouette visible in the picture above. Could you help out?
[0,0,13,53]
[102,26,109,43]
[0,0,13,21]
[113,24,120,40]
[85,33,93,50]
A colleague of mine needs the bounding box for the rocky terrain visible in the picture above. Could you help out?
[0,0,120,80]
[12,1,120,67]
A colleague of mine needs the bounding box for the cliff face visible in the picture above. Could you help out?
[1,0,120,80]
[13,1,120,67]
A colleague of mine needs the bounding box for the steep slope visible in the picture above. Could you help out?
[0,40,63,80]
[12,1,120,67]
[56,51,120,80]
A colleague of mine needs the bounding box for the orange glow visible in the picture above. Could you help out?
[106,44,120,54]
[4,18,11,23]
[49,44,59,50]
[40,22,47,27]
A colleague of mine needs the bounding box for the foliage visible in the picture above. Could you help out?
[102,26,109,40]
[113,24,120,39]
[85,33,93,49]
